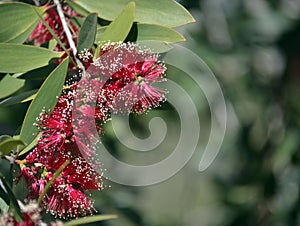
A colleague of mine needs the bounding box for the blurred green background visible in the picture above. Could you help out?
[1,0,300,225]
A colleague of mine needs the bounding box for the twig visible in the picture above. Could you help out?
[32,0,40,6]
[53,0,84,69]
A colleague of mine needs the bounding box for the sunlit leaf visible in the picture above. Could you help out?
[0,75,25,99]
[96,23,185,44]
[20,58,69,144]
[0,43,63,73]
[99,2,135,42]
[0,3,43,43]
[77,13,98,53]
[73,0,194,27]
[0,138,25,157]
[137,24,185,43]
[63,215,118,226]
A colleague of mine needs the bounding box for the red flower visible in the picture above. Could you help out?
[18,88,104,219]
[87,42,167,113]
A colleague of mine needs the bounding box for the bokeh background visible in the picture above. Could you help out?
[1,0,300,225]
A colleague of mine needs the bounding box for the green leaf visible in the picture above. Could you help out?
[77,13,98,53]
[0,197,9,212]
[99,2,135,42]
[73,0,195,27]
[137,40,173,53]
[0,138,25,157]
[20,58,69,145]
[137,24,185,43]
[0,43,63,73]
[19,63,58,80]
[0,173,22,220]
[0,135,11,143]
[66,0,90,17]
[63,215,118,226]
[0,75,25,99]
[96,23,185,44]
[0,90,37,107]
[0,3,43,43]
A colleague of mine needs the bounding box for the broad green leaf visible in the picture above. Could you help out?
[0,138,25,157]
[0,197,9,212]
[74,0,195,27]
[137,40,173,53]
[66,0,90,17]
[0,43,63,73]
[0,90,37,107]
[137,24,185,43]
[0,3,43,43]
[0,75,25,99]
[20,58,69,144]
[96,24,185,44]
[77,13,98,53]
[99,2,135,42]
[63,215,118,226]
[18,134,40,156]
[0,173,22,220]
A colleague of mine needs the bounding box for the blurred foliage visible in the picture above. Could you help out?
[1,0,300,225]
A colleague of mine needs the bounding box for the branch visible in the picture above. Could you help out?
[32,0,40,6]
[53,0,84,69]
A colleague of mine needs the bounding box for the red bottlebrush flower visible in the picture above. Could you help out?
[44,176,96,219]
[87,42,167,114]
[18,87,104,219]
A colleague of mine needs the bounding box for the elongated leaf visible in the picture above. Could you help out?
[0,138,25,157]
[0,75,25,99]
[0,173,22,220]
[137,24,185,43]
[19,63,58,80]
[0,183,9,207]
[0,197,9,212]
[20,58,69,144]
[0,3,43,43]
[18,134,40,156]
[74,0,194,27]
[63,215,118,226]
[0,90,37,107]
[99,2,135,42]
[77,13,98,53]
[96,23,185,44]
[0,43,62,73]
[66,0,90,17]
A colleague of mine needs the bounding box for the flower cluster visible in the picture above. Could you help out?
[18,88,104,219]
[17,1,167,221]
